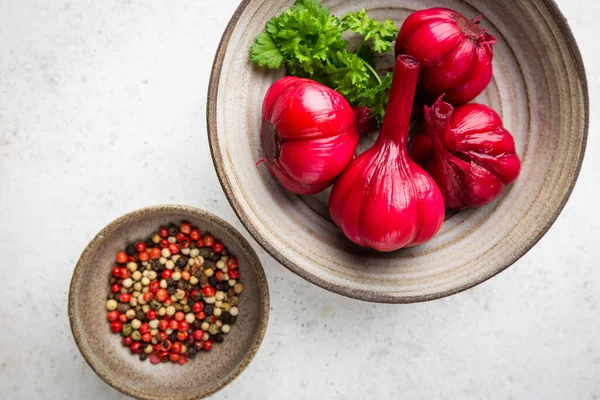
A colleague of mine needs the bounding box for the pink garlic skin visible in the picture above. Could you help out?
[395,7,495,105]
[410,99,521,209]
[329,56,445,252]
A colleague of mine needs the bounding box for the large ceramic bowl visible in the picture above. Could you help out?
[207,0,588,303]
[69,205,269,400]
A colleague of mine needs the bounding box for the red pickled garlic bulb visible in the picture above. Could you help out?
[260,76,359,195]
[329,56,445,252]
[409,98,521,209]
[395,7,496,105]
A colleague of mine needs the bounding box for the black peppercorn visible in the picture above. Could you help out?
[109,277,117,285]
[126,244,136,256]
[139,352,149,361]
[107,293,115,300]
[117,303,130,313]
[208,276,217,287]
[222,249,228,256]
[169,333,178,342]
[177,281,186,290]
[220,312,230,324]
[167,278,175,287]
[200,248,211,258]
[187,298,195,307]
[168,226,178,236]
[192,320,203,330]
[150,301,161,311]
[212,335,224,343]
[176,257,187,268]
[216,283,228,292]
[136,310,146,321]
[190,241,197,249]
[188,348,197,358]
[193,292,203,302]
[211,254,220,262]
[151,260,161,271]
[167,286,176,295]
[145,239,154,249]
[204,304,214,316]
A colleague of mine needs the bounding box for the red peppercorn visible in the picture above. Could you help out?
[229,270,240,280]
[110,321,122,333]
[157,332,168,343]
[169,320,179,330]
[149,352,161,364]
[149,281,160,294]
[181,270,191,281]
[119,293,131,303]
[158,319,169,331]
[202,340,213,351]
[138,251,149,262]
[227,258,239,270]
[127,255,137,263]
[161,270,173,280]
[169,353,181,363]
[161,340,172,352]
[180,222,191,234]
[130,341,143,354]
[122,336,132,346]
[192,330,204,341]
[143,292,154,303]
[147,310,157,320]
[177,331,187,341]
[179,321,190,332]
[202,286,215,297]
[107,310,120,322]
[111,284,121,293]
[159,228,169,238]
[164,299,172,306]
[203,235,214,247]
[211,316,216,323]
[195,311,206,320]
[192,302,204,313]
[174,312,185,322]
[139,323,150,334]
[215,271,223,282]
[175,232,186,242]
[190,229,201,241]
[178,355,188,365]
[160,351,169,362]
[135,241,146,253]
[171,342,182,354]
[179,237,190,248]
[212,242,224,253]
[150,248,161,260]
[168,243,179,255]
[116,252,128,264]
[159,239,169,249]
[118,268,130,280]
[119,314,128,323]
[142,333,152,343]
[195,239,204,248]
[156,289,168,302]
[111,266,122,278]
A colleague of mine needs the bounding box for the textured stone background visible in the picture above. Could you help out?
[0,1,598,399]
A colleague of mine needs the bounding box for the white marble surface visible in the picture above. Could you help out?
[0,0,598,399]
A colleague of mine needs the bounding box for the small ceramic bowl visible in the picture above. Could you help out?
[69,205,269,400]
[207,0,588,303]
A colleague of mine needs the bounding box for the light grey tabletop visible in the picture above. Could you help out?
[0,1,598,399]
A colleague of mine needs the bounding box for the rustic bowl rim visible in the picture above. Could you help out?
[206,0,589,304]
[68,204,270,400]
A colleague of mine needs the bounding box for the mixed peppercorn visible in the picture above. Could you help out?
[106,222,243,365]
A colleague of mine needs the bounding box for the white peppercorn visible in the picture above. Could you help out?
[185,313,195,323]
[126,309,136,319]
[190,248,200,258]
[161,248,171,258]
[215,291,225,301]
[127,262,138,272]
[166,260,175,270]
[166,306,176,316]
[132,271,142,281]
[221,324,231,334]
[106,299,118,311]
[141,277,150,286]
[201,322,210,331]
[131,319,142,330]
[230,306,239,316]
[159,256,167,265]
[122,278,133,288]
[204,296,216,304]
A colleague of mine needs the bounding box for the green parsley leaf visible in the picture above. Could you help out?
[250,32,284,69]
[342,9,398,53]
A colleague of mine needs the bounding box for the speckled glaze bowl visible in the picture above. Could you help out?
[207,0,588,303]
[68,205,269,400]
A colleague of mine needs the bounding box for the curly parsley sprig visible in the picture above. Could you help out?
[250,0,398,125]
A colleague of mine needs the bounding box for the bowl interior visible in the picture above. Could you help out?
[69,206,269,400]
[208,0,587,302]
